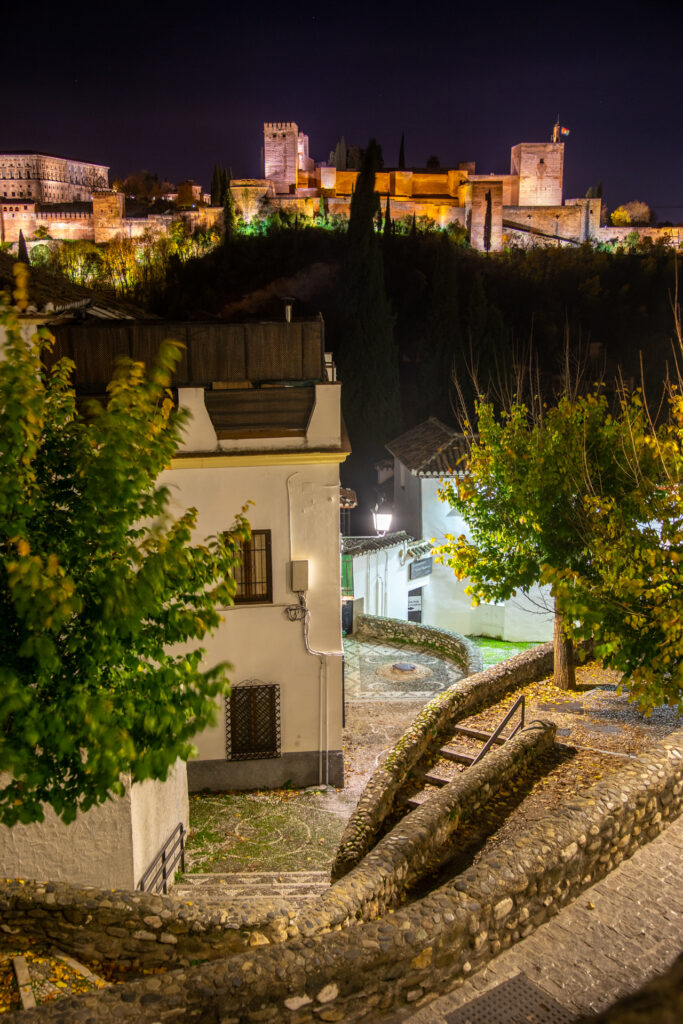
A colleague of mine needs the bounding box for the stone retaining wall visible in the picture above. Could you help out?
[353,614,483,677]
[0,723,555,970]
[332,642,555,879]
[5,729,682,1022]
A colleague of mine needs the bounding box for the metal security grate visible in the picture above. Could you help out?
[226,682,281,760]
[235,530,272,603]
[445,973,578,1024]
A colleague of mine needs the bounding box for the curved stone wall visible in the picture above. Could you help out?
[332,642,555,879]
[353,614,483,677]
[4,729,682,1022]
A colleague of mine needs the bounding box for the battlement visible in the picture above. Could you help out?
[264,122,298,131]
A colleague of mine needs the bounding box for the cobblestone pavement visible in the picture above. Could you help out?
[393,812,683,1022]
[343,637,465,701]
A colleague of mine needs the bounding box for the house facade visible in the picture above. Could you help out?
[346,418,553,643]
[47,315,349,791]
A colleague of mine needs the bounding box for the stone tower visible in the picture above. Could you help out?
[264,122,300,194]
[92,190,125,243]
[510,143,564,206]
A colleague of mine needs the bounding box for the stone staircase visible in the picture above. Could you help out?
[172,870,330,906]
[402,712,522,812]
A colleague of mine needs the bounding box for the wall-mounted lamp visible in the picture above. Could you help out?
[372,504,393,537]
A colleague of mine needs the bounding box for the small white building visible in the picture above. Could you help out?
[164,332,348,791]
[359,419,553,642]
[342,532,433,628]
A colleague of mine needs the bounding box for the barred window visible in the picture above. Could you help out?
[226,682,281,760]
[234,530,272,604]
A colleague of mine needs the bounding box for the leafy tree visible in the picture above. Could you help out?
[548,390,683,712]
[611,202,652,227]
[0,266,249,826]
[426,154,441,170]
[436,390,657,690]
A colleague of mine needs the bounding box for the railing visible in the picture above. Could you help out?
[471,695,525,766]
[137,822,185,895]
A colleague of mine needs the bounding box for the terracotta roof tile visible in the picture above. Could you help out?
[386,417,469,477]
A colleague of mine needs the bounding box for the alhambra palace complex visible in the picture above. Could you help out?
[1,124,681,250]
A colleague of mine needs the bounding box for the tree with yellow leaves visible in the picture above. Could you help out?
[0,266,249,825]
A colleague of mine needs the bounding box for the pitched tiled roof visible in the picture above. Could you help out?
[386,417,469,477]
[342,531,413,555]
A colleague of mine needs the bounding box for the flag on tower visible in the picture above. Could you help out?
[560,126,570,136]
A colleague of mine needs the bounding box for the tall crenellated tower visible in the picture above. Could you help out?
[510,142,564,206]
[264,122,300,194]
[92,190,125,242]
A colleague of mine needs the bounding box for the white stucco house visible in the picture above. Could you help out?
[163,323,348,791]
[345,419,553,642]
[1,300,348,891]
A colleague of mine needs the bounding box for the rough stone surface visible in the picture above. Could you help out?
[331,641,557,880]
[1,729,681,1023]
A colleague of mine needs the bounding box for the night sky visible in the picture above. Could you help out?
[6,2,683,222]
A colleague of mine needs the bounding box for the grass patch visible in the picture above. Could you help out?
[467,636,539,668]
[186,789,345,873]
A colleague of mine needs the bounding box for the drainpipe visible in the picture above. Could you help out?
[286,473,342,788]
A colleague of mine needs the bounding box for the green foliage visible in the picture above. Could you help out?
[0,271,249,825]
[436,387,681,709]
[548,392,683,712]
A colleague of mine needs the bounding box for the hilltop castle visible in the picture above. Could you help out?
[228,121,599,250]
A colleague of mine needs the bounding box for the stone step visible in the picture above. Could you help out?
[422,772,451,788]
[439,746,476,765]
[172,870,330,904]
[451,724,505,744]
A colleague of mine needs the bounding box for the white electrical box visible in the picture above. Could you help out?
[290,560,309,592]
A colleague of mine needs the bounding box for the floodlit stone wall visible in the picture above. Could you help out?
[0,153,109,203]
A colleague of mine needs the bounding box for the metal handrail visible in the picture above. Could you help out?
[137,822,185,895]
[471,695,525,766]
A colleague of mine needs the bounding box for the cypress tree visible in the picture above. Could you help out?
[338,140,401,462]
[383,194,392,240]
[223,169,237,240]
[484,190,492,254]
[210,165,222,206]
[17,230,30,265]
[419,232,462,420]
[398,131,406,170]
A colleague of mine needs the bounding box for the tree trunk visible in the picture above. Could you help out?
[553,608,577,691]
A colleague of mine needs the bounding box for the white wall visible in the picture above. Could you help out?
[419,477,553,642]
[0,765,188,890]
[161,460,344,763]
[130,760,189,885]
[350,543,430,621]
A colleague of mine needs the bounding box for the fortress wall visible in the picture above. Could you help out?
[503,203,584,243]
